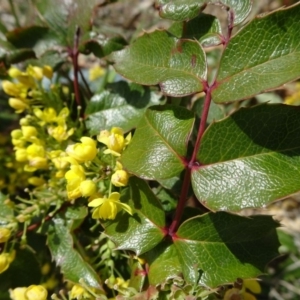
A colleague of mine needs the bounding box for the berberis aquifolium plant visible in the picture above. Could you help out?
[1,0,300,299]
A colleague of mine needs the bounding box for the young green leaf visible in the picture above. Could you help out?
[86,82,163,134]
[121,105,194,180]
[192,104,300,211]
[103,177,166,255]
[213,3,300,103]
[157,0,252,25]
[110,30,206,96]
[174,212,280,287]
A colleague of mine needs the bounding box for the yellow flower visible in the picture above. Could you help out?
[9,287,27,300]
[25,285,48,300]
[98,127,131,157]
[89,65,105,81]
[8,98,29,113]
[48,124,74,142]
[8,67,22,78]
[0,227,11,243]
[66,137,97,163]
[33,107,57,124]
[69,284,93,299]
[88,192,132,220]
[21,126,38,139]
[224,279,261,300]
[15,148,28,162]
[111,170,129,187]
[79,180,97,197]
[65,165,86,200]
[26,66,43,81]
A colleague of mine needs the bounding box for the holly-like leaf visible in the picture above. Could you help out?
[157,0,252,25]
[102,177,166,255]
[168,13,222,47]
[121,105,194,180]
[143,240,182,286]
[86,82,163,134]
[110,30,206,97]
[213,4,300,103]
[35,0,100,46]
[192,104,300,211]
[47,216,103,290]
[174,212,280,287]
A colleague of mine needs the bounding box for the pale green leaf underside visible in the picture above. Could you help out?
[213,4,300,103]
[174,212,279,287]
[157,0,252,24]
[110,30,206,96]
[192,104,300,211]
[121,106,194,180]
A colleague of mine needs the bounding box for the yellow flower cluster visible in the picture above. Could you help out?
[10,285,47,300]
[3,65,53,113]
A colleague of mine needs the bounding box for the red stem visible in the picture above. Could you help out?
[169,83,213,235]
[70,27,82,109]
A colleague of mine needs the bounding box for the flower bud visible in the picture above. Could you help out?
[0,227,11,243]
[0,253,10,274]
[111,170,129,187]
[25,285,48,300]
[42,65,53,79]
[8,98,29,113]
[79,180,96,197]
[15,149,28,162]
[21,126,37,139]
[28,177,45,186]
[9,287,27,300]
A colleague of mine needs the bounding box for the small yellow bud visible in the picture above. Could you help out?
[11,129,23,139]
[42,65,53,79]
[0,253,10,274]
[8,98,29,113]
[111,170,129,187]
[21,126,37,139]
[15,148,28,162]
[8,67,22,78]
[26,65,43,81]
[25,285,48,300]
[0,227,11,243]
[69,284,92,300]
[28,177,45,186]
[80,180,97,197]
[26,157,48,170]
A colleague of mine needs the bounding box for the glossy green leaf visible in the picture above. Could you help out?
[102,177,166,255]
[168,13,222,46]
[110,30,206,96]
[192,104,300,211]
[157,0,252,24]
[86,82,163,134]
[35,0,100,46]
[213,4,300,103]
[143,240,181,286]
[47,217,103,290]
[174,212,280,287]
[121,105,194,180]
